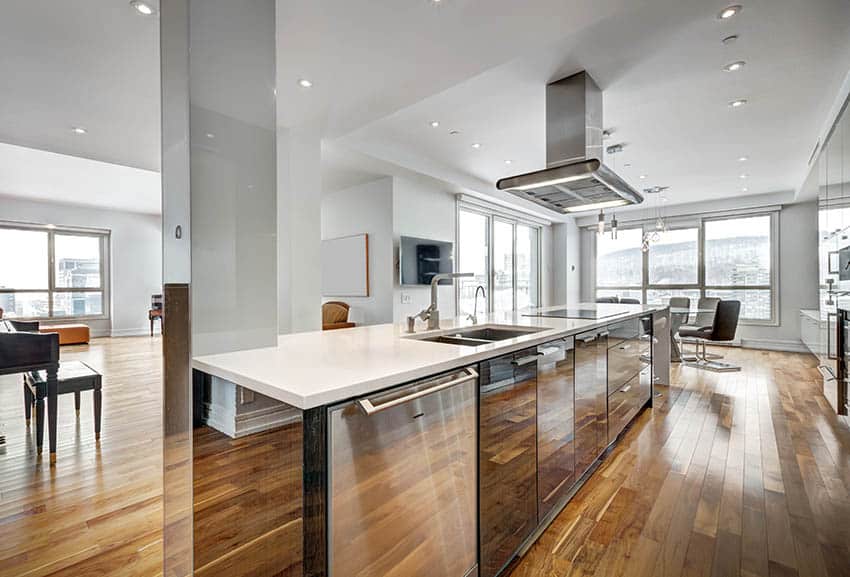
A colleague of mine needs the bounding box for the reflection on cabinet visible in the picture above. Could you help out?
[536,337,575,520]
[608,367,651,444]
[574,329,608,479]
[815,93,850,415]
[328,368,478,577]
[607,316,652,444]
[479,348,538,577]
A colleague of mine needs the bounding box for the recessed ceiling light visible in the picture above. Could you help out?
[298,78,313,88]
[718,5,742,20]
[504,159,513,165]
[722,34,739,45]
[742,187,749,192]
[206,132,215,139]
[429,120,440,128]
[71,126,87,134]
[471,143,481,149]
[129,0,156,16]
[624,163,632,168]
[639,174,647,179]
[723,60,746,72]
[739,174,748,179]
[728,99,748,108]
[738,155,749,162]
[449,130,460,136]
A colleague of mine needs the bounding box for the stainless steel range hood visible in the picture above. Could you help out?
[496,71,643,213]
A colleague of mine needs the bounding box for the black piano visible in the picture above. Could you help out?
[0,320,59,461]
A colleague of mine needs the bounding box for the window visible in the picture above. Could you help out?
[457,204,542,315]
[597,227,643,288]
[457,210,489,315]
[648,228,699,285]
[492,220,514,311]
[516,224,539,310]
[704,215,773,321]
[594,211,777,323]
[0,224,108,320]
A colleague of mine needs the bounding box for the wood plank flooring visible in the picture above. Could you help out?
[510,347,850,577]
[2,340,850,577]
[0,337,163,577]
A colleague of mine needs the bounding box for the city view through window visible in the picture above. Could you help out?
[596,215,773,320]
[0,227,105,319]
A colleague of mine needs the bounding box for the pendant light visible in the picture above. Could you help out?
[610,213,618,239]
[597,209,606,235]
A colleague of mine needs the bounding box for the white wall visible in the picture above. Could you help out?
[392,176,457,323]
[0,196,161,337]
[738,201,818,350]
[277,126,322,334]
[321,177,394,325]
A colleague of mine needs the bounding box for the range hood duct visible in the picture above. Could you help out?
[496,71,643,213]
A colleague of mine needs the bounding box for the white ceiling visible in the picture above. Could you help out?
[1,0,849,217]
[332,0,850,214]
[0,143,161,215]
[0,0,160,172]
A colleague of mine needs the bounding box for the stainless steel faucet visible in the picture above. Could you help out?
[409,272,474,331]
[467,285,486,325]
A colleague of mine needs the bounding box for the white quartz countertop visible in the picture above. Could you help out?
[192,303,666,410]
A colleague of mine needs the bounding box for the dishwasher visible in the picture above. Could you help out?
[327,367,479,577]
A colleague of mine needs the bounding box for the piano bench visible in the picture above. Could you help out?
[25,360,102,462]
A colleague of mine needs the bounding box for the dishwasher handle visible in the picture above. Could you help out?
[357,367,478,416]
[512,352,544,366]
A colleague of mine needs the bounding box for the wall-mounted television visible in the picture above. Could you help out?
[399,236,454,286]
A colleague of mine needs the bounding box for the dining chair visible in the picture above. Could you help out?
[679,300,741,372]
[680,297,721,360]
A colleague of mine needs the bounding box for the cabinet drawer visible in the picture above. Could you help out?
[607,337,645,395]
[607,318,640,349]
[607,370,651,444]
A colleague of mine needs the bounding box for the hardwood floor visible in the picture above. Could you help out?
[0,336,163,577]
[510,347,850,577]
[2,340,849,577]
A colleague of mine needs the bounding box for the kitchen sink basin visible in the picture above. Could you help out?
[411,325,548,347]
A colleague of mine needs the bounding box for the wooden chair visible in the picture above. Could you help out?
[149,294,163,336]
[322,301,355,331]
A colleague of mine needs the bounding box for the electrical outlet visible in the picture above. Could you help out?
[401,293,412,304]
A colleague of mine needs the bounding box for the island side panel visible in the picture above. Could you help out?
[302,407,328,577]
[192,381,304,577]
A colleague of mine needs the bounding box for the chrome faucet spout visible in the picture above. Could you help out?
[415,272,474,331]
[467,285,486,325]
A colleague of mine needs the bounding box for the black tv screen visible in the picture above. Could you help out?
[400,236,454,286]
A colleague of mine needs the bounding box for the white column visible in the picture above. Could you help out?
[277,125,322,334]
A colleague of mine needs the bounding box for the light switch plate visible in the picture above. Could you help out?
[401,293,412,304]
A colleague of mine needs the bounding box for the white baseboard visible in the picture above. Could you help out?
[739,338,809,353]
[205,401,299,439]
[234,404,300,438]
[109,327,153,337]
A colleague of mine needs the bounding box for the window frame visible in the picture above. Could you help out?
[594,225,643,299]
[593,209,779,325]
[0,222,110,321]
[456,201,543,314]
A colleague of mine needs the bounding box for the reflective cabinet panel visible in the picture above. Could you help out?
[479,349,538,577]
[536,337,576,520]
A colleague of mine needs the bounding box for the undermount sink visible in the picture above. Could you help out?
[411,325,548,347]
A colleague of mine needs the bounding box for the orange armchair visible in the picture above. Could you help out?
[322,301,355,331]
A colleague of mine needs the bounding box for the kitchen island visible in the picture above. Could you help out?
[190,304,670,577]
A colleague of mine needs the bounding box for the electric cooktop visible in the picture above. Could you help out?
[524,308,624,320]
